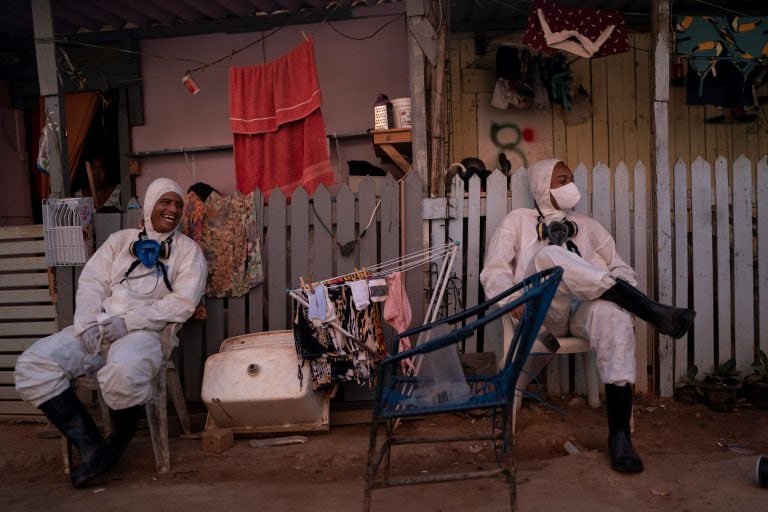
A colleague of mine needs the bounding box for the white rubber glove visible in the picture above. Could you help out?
[100,316,128,343]
[79,325,101,355]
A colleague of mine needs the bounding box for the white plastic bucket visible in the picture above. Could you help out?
[391,97,411,128]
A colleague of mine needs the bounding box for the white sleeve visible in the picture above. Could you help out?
[480,220,519,303]
[73,233,120,336]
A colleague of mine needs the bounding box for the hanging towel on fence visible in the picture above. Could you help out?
[523,0,629,58]
[229,38,335,200]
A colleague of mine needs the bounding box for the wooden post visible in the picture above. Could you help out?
[428,1,448,197]
[651,0,674,397]
[31,0,70,199]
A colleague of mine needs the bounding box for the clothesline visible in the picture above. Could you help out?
[289,242,460,292]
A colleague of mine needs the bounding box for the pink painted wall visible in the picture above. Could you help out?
[132,3,409,199]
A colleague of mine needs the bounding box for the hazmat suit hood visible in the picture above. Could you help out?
[142,178,184,241]
[528,159,567,222]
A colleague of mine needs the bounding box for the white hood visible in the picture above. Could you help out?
[528,159,566,222]
[142,178,184,240]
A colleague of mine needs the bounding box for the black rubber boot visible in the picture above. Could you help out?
[108,405,144,455]
[605,383,644,473]
[38,387,120,488]
[600,279,695,339]
[757,455,768,488]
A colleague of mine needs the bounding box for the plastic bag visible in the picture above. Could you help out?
[405,323,471,407]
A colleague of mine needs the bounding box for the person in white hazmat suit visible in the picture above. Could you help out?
[480,159,695,473]
[15,177,206,488]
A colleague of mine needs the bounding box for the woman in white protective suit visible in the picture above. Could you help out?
[480,159,695,473]
[15,177,207,488]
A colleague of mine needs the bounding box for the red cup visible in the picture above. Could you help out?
[182,73,200,95]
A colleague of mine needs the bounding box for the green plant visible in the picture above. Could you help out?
[705,358,741,387]
[675,365,698,388]
[747,350,768,384]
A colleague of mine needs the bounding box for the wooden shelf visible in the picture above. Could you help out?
[371,128,412,179]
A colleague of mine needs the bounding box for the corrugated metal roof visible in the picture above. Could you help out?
[0,0,401,40]
[450,0,768,32]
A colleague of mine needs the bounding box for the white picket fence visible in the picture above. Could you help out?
[430,156,768,396]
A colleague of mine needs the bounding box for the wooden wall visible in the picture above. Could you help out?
[448,32,768,178]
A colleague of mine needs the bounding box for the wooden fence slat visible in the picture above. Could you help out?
[0,273,49,288]
[673,159,691,380]
[0,225,43,240]
[0,305,56,320]
[267,189,288,331]
[509,167,532,211]
[0,321,57,336]
[290,186,309,296]
[313,185,333,289]
[464,175,481,353]
[714,157,732,369]
[0,338,37,352]
[691,157,715,377]
[336,184,356,277]
[614,162,630,261]
[758,157,768,358]
[0,256,48,272]
[358,177,378,270]
[592,162,611,230]
[448,174,464,283]
[248,190,265,334]
[180,320,205,400]
[403,170,424,326]
[0,240,45,256]
[0,289,52,304]
[227,297,246,338]
[573,164,589,216]
[732,156,755,372]
[633,161,649,393]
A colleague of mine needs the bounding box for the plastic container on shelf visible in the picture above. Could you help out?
[374,93,393,130]
[391,97,412,128]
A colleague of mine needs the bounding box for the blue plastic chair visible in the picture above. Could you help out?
[364,266,563,512]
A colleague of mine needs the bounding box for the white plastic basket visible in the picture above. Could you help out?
[42,198,95,266]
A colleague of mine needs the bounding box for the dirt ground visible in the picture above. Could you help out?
[1,394,767,512]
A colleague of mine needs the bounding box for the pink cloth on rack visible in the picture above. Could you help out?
[229,38,335,200]
[384,272,413,355]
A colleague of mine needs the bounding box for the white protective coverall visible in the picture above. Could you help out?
[15,178,207,410]
[480,159,637,384]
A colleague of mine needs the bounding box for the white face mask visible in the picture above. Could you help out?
[550,182,581,210]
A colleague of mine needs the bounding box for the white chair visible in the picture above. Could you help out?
[502,314,600,434]
[62,323,192,474]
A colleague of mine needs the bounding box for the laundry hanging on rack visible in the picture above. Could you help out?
[288,242,461,391]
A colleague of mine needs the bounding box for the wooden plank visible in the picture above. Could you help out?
[0,387,22,400]
[358,178,378,270]
[448,175,464,284]
[731,118,748,163]
[461,68,494,94]
[714,157,732,372]
[180,320,204,400]
[380,176,399,269]
[335,185,355,277]
[704,112,718,164]
[0,256,48,272]
[672,84,689,164]
[459,38,478,160]
[205,298,225,356]
[614,162,630,261]
[0,338,37,352]
[484,171,508,253]
[0,289,52,304]
[267,189,287,330]
[290,186,309,292]
[590,56,609,166]
[464,175,481,353]
[688,105,706,162]
[0,321,57,336]
[312,185,333,287]
[634,33,652,171]
[0,272,49,288]
[619,47,638,168]
[227,296,246,337]
[0,240,45,256]
[448,39,463,164]
[606,54,625,167]
[0,399,40,416]
[0,225,43,240]
[758,157,768,358]
[633,161,650,393]
[248,190,265,333]
[673,160,691,380]
[568,58,592,169]
[732,156,754,373]
[573,164,589,216]
[509,167,532,210]
[592,162,611,231]
[0,354,17,367]
[691,157,714,378]
[0,371,16,384]
[0,305,56,320]
[403,170,423,326]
